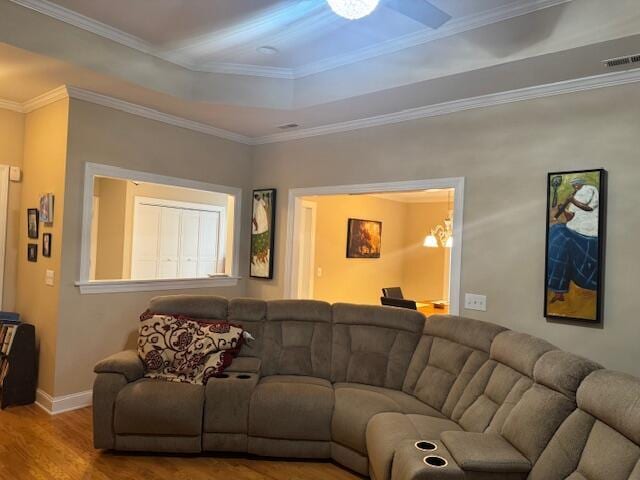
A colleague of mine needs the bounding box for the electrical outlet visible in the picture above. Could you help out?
[465,293,487,311]
[317,267,323,277]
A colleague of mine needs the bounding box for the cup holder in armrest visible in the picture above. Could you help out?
[236,374,252,379]
[415,441,437,452]
[423,456,448,468]
[215,373,230,379]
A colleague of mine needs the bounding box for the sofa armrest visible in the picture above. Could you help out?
[94,350,144,382]
[441,432,531,473]
[226,356,261,374]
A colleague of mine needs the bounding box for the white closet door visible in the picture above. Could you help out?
[131,204,161,279]
[197,211,220,277]
[157,207,181,278]
[179,210,200,278]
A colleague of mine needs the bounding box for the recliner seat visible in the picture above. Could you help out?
[93,295,635,480]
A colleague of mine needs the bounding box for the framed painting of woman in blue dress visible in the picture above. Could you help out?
[545,169,606,322]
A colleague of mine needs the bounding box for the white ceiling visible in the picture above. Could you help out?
[45,0,517,74]
[1,0,640,140]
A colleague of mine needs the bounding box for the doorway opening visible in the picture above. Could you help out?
[285,178,464,315]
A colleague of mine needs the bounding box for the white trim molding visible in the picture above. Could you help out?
[77,162,243,294]
[284,178,465,315]
[9,0,571,80]
[1,68,640,146]
[0,166,9,310]
[254,67,640,144]
[36,389,93,415]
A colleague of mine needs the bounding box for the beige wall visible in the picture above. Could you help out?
[309,195,407,305]
[401,201,450,302]
[15,99,68,395]
[53,99,252,396]
[92,178,230,280]
[248,82,640,377]
[307,195,449,305]
[93,177,127,279]
[0,108,24,311]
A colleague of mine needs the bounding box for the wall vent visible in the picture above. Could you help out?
[277,123,300,130]
[602,54,640,68]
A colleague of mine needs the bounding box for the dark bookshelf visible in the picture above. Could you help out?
[0,323,36,409]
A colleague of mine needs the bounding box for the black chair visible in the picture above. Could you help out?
[380,297,417,310]
[382,287,404,299]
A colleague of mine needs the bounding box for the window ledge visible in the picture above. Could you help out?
[75,276,240,294]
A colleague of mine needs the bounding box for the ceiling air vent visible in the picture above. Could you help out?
[277,123,300,130]
[602,54,640,68]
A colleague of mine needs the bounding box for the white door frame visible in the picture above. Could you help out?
[0,165,9,309]
[283,177,465,315]
[295,199,317,299]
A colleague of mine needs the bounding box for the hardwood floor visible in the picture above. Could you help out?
[0,405,362,480]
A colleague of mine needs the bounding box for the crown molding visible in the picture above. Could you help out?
[0,98,23,113]
[9,0,572,80]
[65,87,253,144]
[0,85,253,144]
[253,67,640,144]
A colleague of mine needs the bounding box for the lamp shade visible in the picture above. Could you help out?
[423,234,439,248]
[445,236,453,248]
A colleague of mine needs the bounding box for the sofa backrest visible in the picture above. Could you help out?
[402,315,507,416]
[499,350,602,466]
[450,331,556,433]
[330,304,424,389]
[261,300,333,379]
[228,298,267,358]
[148,294,228,320]
[528,369,640,480]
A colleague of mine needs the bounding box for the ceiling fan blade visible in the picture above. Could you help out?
[385,0,451,29]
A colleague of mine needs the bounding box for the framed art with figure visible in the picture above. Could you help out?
[250,188,276,279]
[544,169,606,323]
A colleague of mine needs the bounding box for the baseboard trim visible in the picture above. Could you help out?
[35,388,93,415]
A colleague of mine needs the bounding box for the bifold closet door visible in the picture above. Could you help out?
[131,204,161,279]
[157,207,181,279]
[197,211,220,277]
[179,210,200,278]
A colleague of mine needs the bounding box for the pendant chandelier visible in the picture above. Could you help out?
[423,191,453,248]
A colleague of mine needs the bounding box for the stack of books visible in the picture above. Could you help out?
[0,312,21,385]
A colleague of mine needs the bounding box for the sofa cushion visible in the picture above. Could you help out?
[490,331,556,378]
[228,298,266,358]
[331,303,423,389]
[261,300,332,378]
[366,412,462,480]
[249,375,334,441]
[114,378,204,436]
[148,294,228,320]
[533,351,602,402]
[331,383,443,455]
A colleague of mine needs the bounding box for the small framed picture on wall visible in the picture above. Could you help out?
[27,243,38,262]
[27,208,39,239]
[40,193,54,224]
[43,233,52,258]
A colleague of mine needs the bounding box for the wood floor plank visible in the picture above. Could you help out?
[0,405,362,480]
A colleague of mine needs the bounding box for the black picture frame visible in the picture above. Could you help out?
[27,208,39,239]
[42,233,52,258]
[27,243,38,262]
[250,188,276,279]
[544,168,607,323]
[346,218,382,259]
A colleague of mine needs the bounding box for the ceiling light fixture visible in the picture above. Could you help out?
[424,190,454,249]
[326,0,380,20]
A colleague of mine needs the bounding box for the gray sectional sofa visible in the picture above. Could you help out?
[93,295,640,479]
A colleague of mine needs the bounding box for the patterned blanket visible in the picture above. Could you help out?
[138,311,246,385]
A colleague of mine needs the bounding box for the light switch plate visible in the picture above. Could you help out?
[9,166,21,182]
[45,269,55,286]
[465,293,487,311]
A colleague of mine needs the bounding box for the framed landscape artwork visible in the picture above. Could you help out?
[544,169,607,323]
[250,188,276,279]
[346,218,382,258]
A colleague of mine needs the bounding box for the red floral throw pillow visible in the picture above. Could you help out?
[137,310,245,385]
